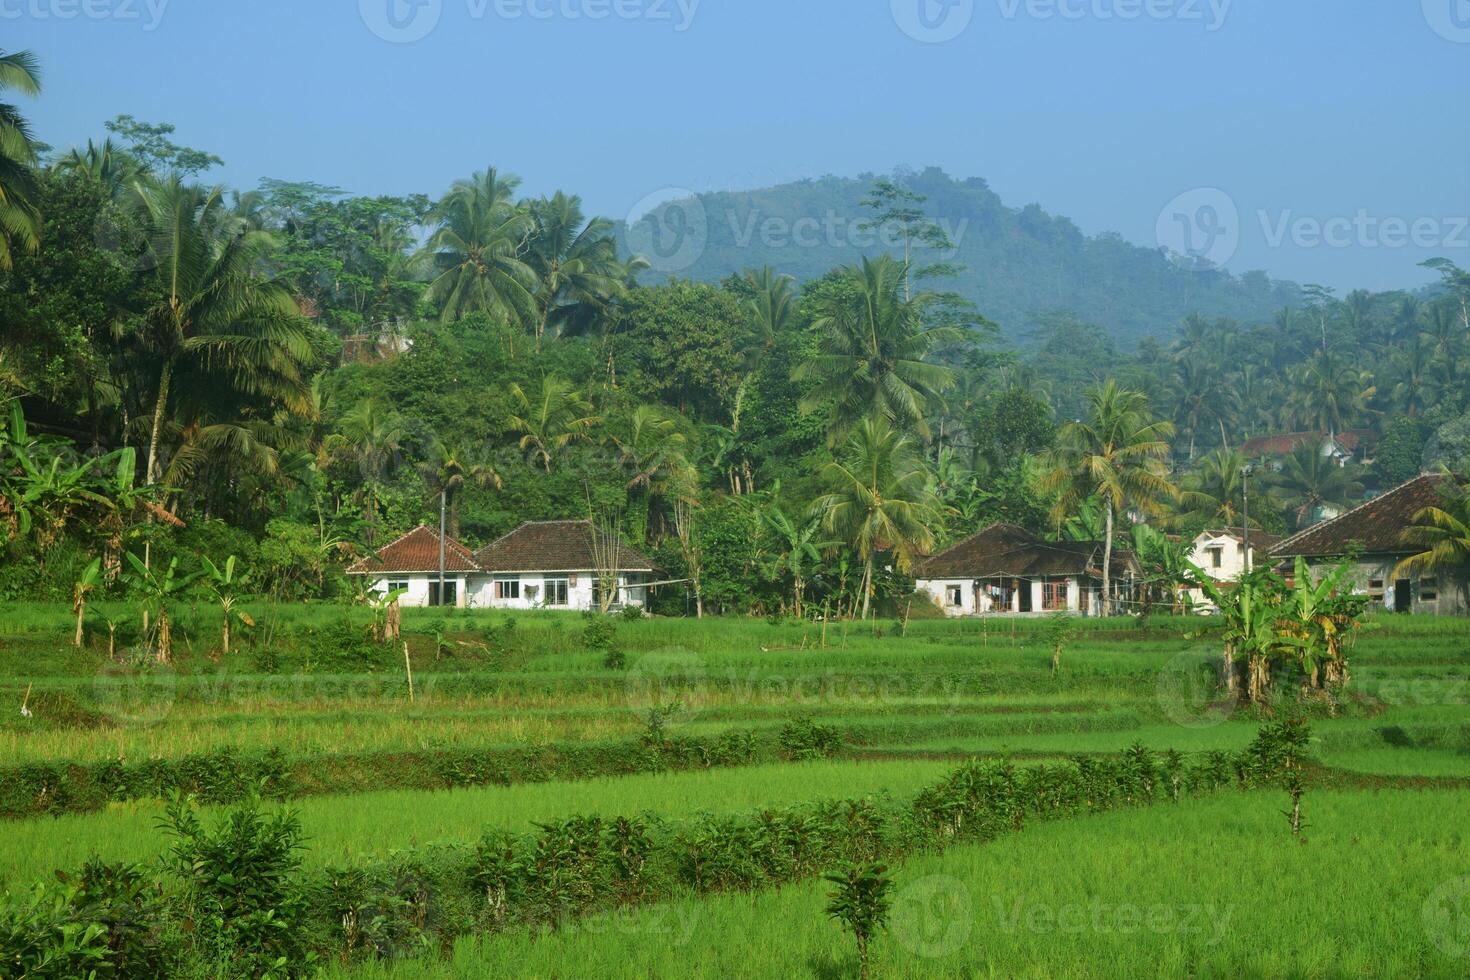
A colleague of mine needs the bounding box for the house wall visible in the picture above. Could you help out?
[1302,557,1470,617]
[1185,533,1269,607]
[367,574,468,609]
[917,577,1087,617]
[465,572,649,612]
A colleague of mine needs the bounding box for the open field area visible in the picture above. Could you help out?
[1,604,1468,977]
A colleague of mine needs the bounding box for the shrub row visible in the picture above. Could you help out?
[0,720,844,819]
[1,726,1307,978]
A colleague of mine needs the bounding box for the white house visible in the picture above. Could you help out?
[1184,528,1282,608]
[914,524,1140,618]
[348,521,656,611]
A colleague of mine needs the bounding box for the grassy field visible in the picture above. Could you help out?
[330,788,1470,979]
[0,602,1466,976]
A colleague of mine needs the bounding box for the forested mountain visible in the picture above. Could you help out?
[619,167,1305,347]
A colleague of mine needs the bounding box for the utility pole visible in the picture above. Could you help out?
[1242,465,1252,573]
[438,490,447,608]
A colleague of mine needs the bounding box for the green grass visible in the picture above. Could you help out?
[0,758,962,885]
[328,788,1470,979]
[2,604,1468,975]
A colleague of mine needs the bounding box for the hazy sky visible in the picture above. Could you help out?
[10,0,1469,292]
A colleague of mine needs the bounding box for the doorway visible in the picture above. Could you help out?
[1017,580,1033,613]
[1393,579,1412,614]
[429,581,458,608]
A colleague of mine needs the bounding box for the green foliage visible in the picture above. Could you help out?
[163,792,313,977]
[823,861,894,980]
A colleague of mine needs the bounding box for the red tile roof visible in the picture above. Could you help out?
[346,526,480,576]
[917,524,1135,580]
[1270,474,1450,558]
[1240,430,1376,458]
[473,521,655,573]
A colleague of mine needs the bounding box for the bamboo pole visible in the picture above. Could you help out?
[403,641,415,703]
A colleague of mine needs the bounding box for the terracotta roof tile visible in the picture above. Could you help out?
[346,526,480,575]
[1270,474,1449,558]
[917,524,1134,579]
[473,521,655,573]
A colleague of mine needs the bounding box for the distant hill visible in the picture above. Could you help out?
[618,167,1304,348]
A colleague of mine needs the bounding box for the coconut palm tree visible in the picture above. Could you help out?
[329,399,405,543]
[795,256,962,444]
[1396,477,1470,585]
[609,404,692,543]
[1177,448,1276,528]
[1038,380,1178,615]
[812,417,942,620]
[1285,351,1375,435]
[508,375,601,472]
[741,266,796,362]
[0,49,42,269]
[422,166,536,331]
[421,437,503,540]
[132,176,315,486]
[1271,442,1364,531]
[524,192,640,349]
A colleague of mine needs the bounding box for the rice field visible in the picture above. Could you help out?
[1,603,1466,977]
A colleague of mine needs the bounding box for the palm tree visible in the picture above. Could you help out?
[422,166,536,331]
[1396,477,1470,585]
[524,192,640,349]
[741,266,796,361]
[508,375,600,472]
[1271,442,1364,531]
[1285,351,1375,435]
[1177,448,1275,528]
[610,404,692,543]
[812,417,942,620]
[133,176,315,486]
[1038,381,1178,615]
[1388,335,1435,417]
[55,137,134,199]
[0,49,42,269]
[795,256,962,443]
[329,399,404,543]
[421,437,503,540]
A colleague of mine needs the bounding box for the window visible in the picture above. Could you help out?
[1043,579,1068,611]
[387,580,409,594]
[594,579,621,607]
[544,578,570,606]
[1207,547,1224,570]
[1422,577,1439,602]
[428,581,457,607]
[945,584,963,608]
[493,578,521,601]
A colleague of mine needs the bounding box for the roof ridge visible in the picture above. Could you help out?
[1271,473,1441,556]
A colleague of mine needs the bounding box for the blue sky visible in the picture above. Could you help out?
[9,0,1469,291]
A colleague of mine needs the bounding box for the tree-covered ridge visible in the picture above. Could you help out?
[620,167,1306,347]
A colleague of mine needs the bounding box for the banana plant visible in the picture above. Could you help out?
[1279,557,1371,691]
[201,555,254,657]
[123,551,199,664]
[1186,563,1287,704]
[368,586,409,644]
[72,557,103,648]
